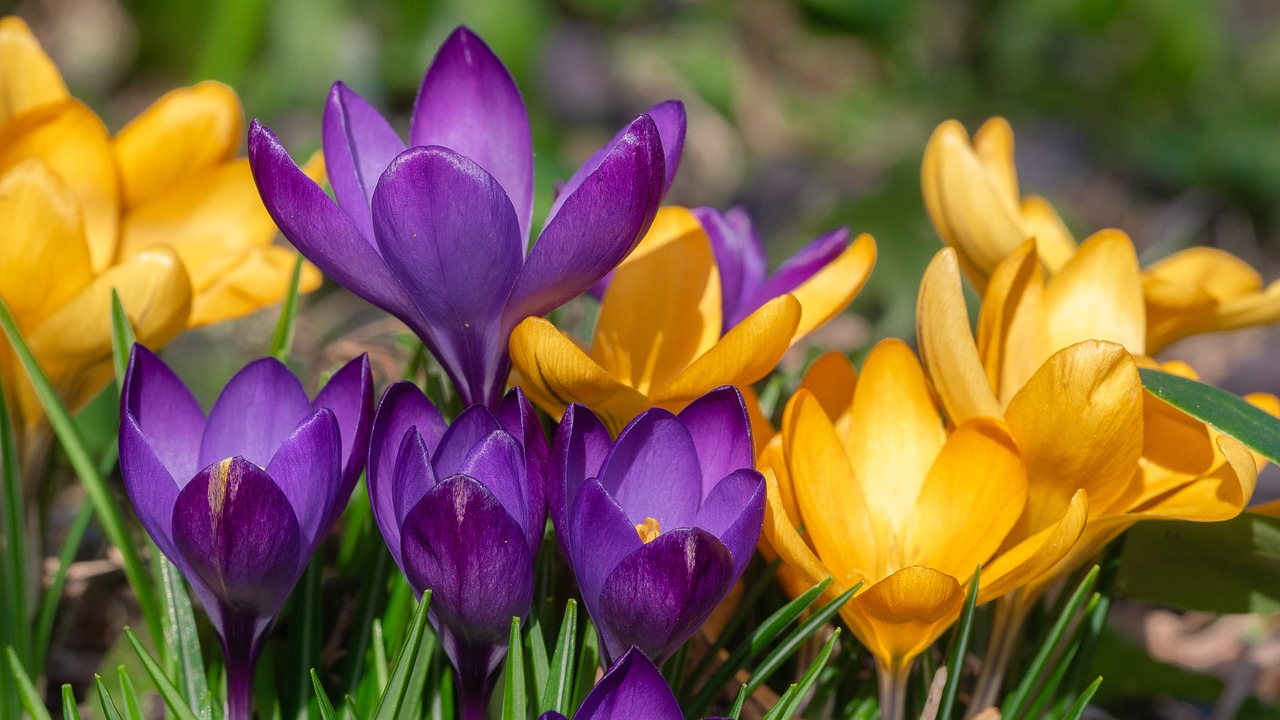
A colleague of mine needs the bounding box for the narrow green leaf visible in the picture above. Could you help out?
[62,684,81,720]
[8,646,52,720]
[110,290,136,395]
[1059,676,1102,720]
[685,558,781,689]
[125,628,200,720]
[525,616,549,710]
[0,299,164,647]
[96,675,125,720]
[663,643,690,697]
[685,578,832,718]
[744,583,858,697]
[759,628,841,720]
[35,500,93,670]
[1000,566,1099,720]
[372,619,389,694]
[118,666,144,720]
[728,684,747,720]
[0,381,30,685]
[540,600,577,716]
[938,566,981,720]
[344,545,391,701]
[398,625,437,720]
[503,617,527,720]
[569,619,599,713]
[1139,367,1280,464]
[290,560,323,719]
[343,694,363,720]
[312,669,338,720]
[158,557,208,710]
[269,256,306,361]
[371,591,431,720]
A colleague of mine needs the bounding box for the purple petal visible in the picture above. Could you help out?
[369,382,448,536]
[432,404,502,478]
[198,358,313,470]
[692,468,765,582]
[122,345,205,482]
[676,387,755,502]
[646,100,686,192]
[693,206,767,329]
[172,457,303,624]
[264,409,342,556]
[312,354,374,505]
[400,476,533,653]
[248,121,426,329]
[742,226,849,327]
[537,714,569,720]
[598,409,700,531]
[372,146,523,408]
[410,26,534,243]
[597,528,734,665]
[548,404,613,552]
[119,413,182,562]
[322,82,407,242]
[567,479,642,612]
[457,430,530,544]
[504,114,664,328]
[572,646,682,720]
[373,428,437,573]
[495,387,547,556]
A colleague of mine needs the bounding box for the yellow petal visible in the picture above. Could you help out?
[508,316,652,434]
[973,117,1019,204]
[979,489,1087,602]
[0,16,68,124]
[0,99,119,271]
[798,350,857,424]
[1128,435,1256,522]
[189,246,322,327]
[118,159,278,266]
[976,240,1053,406]
[785,389,878,585]
[1144,246,1262,302]
[1043,229,1145,355]
[904,418,1027,579]
[844,567,963,672]
[760,467,847,594]
[114,81,243,209]
[593,207,721,394]
[0,159,93,332]
[1005,341,1143,522]
[930,120,1028,287]
[654,294,799,404]
[16,248,191,425]
[916,248,1001,423]
[738,383,775,454]
[1019,194,1077,273]
[788,232,876,342]
[845,339,946,544]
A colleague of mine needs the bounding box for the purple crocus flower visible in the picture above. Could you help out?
[367,381,546,720]
[693,206,850,331]
[118,347,373,720]
[248,26,685,410]
[539,646,729,720]
[550,386,765,667]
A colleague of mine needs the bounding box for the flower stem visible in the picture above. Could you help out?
[968,594,1031,716]
[221,612,261,720]
[876,657,912,720]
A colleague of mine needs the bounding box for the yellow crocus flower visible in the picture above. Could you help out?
[758,341,1085,718]
[917,244,1267,704]
[923,117,1280,353]
[0,16,320,430]
[509,206,875,433]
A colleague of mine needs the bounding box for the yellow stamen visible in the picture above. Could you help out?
[635,517,661,544]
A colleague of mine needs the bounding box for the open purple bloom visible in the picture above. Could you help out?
[692,206,850,330]
[118,347,372,720]
[368,382,546,720]
[248,26,685,410]
[550,387,765,667]
[538,646,729,720]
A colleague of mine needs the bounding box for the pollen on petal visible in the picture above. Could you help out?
[635,516,661,543]
[208,457,233,517]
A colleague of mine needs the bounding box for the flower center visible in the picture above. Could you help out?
[634,517,661,544]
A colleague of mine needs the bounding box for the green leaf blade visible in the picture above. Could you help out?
[1139,367,1280,464]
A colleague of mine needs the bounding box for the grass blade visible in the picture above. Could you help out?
[503,617,527,720]
[760,628,841,720]
[525,616,549,712]
[61,684,81,720]
[744,583,857,697]
[938,566,981,720]
[158,556,209,710]
[540,600,577,716]
[1000,566,1099,720]
[0,299,164,647]
[1059,676,1102,720]
[96,675,125,720]
[372,619,389,694]
[312,669,338,720]
[125,628,200,720]
[0,379,29,715]
[269,256,306,362]
[685,558,781,688]
[569,618,599,713]
[7,646,52,720]
[110,291,136,394]
[728,685,747,720]
[370,590,431,720]
[118,666,144,720]
[289,559,323,719]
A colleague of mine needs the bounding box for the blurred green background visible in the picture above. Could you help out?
[12,0,1280,714]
